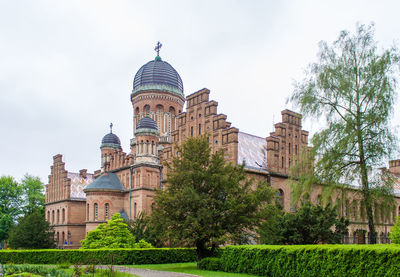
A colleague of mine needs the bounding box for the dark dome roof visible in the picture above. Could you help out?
[101,132,121,145]
[133,57,184,96]
[137,117,158,130]
[84,172,125,192]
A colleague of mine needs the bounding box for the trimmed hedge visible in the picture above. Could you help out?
[214,245,400,277]
[0,248,196,265]
[198,257,222,271]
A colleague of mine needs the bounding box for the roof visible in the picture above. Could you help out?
[137,117,158,130]
[132,58,184,98]
[101,132,121,149]
[68,172,94,199]
[84,172,125,192]
[237,132,267,171]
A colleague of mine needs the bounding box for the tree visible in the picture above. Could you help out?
[150,135,274,260]
[81,213,152,249]
[259,201,349,244]
[289,23,399,243]
[128,212,163,247]
[389,217,400,244]
[20,174,45,215]
[8,211,55,249]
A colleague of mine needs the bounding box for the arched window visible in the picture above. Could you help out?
[57,209,60,224]
[156,104,164,112]
[276,189,284,208]
[87,204,89,221]
[94,203,98,220]
[56,232,59,244]
[62,232,65,245]
[47,211,50,221]
[144,105,150,114]
[105,203,110,220]
[52,210,55,224]
[134,203,137,220]
[135,107,139,115]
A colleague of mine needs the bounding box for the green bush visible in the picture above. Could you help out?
[197,257,222,271]
[217,245,400,276]
[0,248,196,265]
[3,264,71,276]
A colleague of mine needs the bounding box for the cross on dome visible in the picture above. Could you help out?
[110,122,113,133]
[154,41,162,57]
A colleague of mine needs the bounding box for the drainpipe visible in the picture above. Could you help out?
[129,166,133,220]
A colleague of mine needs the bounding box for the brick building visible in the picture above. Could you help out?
[45,50,400,248]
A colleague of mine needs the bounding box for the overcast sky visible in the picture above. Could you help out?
[1,0,399,183]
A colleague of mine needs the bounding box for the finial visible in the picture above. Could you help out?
[110,122,113,133]
[154,41,162,58]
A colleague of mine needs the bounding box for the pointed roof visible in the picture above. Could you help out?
[84,172,125,192]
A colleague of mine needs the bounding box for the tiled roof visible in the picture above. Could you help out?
[237,132,267,171]
[84,172,125,192]
[68,172,94,200]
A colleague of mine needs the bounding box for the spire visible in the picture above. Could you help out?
[110,122,113,133]
[154,41,162,60]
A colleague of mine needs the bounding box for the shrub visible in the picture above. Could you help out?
[0,248,196,265]
[217,245,400,276]
[197,257,222,271]
[3,264,71,276]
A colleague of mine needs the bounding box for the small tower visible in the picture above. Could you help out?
[100,123,122,172]
[134,117,160,165]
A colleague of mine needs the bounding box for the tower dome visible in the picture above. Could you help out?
[132,57,184,99]
[101,123,121,150]
[137,116,158,130]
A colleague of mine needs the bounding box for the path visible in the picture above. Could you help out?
[98,265,200,277]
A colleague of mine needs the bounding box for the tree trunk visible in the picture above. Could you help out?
[195,240,208,261]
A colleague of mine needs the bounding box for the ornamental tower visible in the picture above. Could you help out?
[130,42,185,151]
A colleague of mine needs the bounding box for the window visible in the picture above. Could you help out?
[57,210,60,224]
[289,143,291,154]
[199,124,201,135]
[56,232,59,244]
[94,203,98,220]
[282,157,284,168]
[52,210,55,224]
[144,105,150,114]
[295,145,298,155]
[276,189,284,208]
[62,232,65,244]
[62,208,65,223]
[87,204,89,220]
[191,126,193,137]
[47,211,50,221]
[134,203,137,219]
[105,203,110,220]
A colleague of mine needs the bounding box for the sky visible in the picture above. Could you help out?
[1,0,400,183]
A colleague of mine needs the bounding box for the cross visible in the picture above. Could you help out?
[155,41,162,56]
[110,122,113,133]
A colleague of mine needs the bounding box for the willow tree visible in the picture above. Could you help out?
[290,23,399,243]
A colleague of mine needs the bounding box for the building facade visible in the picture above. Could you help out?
[45,50,400,248]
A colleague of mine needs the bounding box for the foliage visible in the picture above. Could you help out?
[8,211,55,249]
[259,201,349,244]
[150,135,274,260]
[197,257,222,271]
[20,174,45,215]
[3,264,71,277]
[217,244,400,276]
[0,248,196,264]
[128,212,163,247]
[0,174,45,243]
[80,213,152,249]
[389,216,400,243]
[289,23,400,243]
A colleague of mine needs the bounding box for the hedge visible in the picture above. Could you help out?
[0,248,196,265]
[201,245,400,277]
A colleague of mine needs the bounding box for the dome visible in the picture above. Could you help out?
[101,128,121,150]
[137,117,158,130]
[84,172,125,192]
[101,133,121,145]
[132,57,184,98]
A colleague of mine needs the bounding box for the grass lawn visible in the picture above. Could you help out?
[126,262,258,277]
